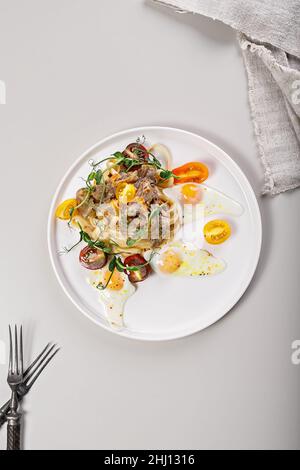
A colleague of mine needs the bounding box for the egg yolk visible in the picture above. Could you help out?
[204,220,231,245]
[158,250,182,274]
[181,184,202,204]
[104,270,125,291]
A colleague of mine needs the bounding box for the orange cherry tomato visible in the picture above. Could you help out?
[173,162,209,185]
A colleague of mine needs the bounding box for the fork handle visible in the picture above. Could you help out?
[0,402,10,428]
[7,412,21,451]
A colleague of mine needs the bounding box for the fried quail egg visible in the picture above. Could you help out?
[149,242,226,277]
[88,270,136,329]
[165,183,244,217]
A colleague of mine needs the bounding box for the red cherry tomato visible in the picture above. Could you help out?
[123,143,149,161]
[123,254,150,283]
[79,246,107,270]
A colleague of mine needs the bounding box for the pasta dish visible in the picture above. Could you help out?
[55,138,243,328]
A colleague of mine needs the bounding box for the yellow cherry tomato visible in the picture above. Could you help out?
[116,183,136,202]
[55,199,78,220]
[104,270,124,291]
[181,183,202,204]
[204,220,231,245]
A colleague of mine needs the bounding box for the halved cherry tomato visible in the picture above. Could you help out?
[173,162,209,185]
[79,246,107,270]
[55,199,78,220]
[123,254,150,283]
[123,143,149,161]
[116,182,136,202]
[204,220,231,245]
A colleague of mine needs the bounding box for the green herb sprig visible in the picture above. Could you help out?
[87,144,178,181]
[96,251,157,290]
[61,224,113,255]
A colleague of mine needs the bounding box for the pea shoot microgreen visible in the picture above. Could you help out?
[85,143,178,182]
[96,251,157,290]
[60,223,157,290]
[60,224,113,255]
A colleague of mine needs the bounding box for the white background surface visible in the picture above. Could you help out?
[0,0,299,450]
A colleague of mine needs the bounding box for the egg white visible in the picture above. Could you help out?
[88,270,136,329]
[149,242,226,278]
[165,183,244,217]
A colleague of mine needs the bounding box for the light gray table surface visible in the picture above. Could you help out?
[0,0,299,450]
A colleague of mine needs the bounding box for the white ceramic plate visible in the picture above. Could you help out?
[48,127,262,341]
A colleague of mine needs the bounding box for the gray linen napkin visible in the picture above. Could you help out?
[153,0,300,195]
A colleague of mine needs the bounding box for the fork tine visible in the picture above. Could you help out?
[26,348,59,391]
[20,325,24,375]
[24,344,57,385]
[24,343,51,378]
[14,325,18,375]
[8,326,12,376]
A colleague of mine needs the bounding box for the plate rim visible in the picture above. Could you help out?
[47,126,262,341]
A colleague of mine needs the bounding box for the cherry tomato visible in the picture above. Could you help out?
[116,182,136,202]
[55,199,78,220]
[173,162,209,185]
[79,246,107,270]
[204,220,231,245]
[123,254,150,283]
[123,143,149,161]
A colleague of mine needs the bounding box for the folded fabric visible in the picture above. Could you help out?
[153,0,300,195]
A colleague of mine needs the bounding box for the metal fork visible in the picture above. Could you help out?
[0,342,59,429]
[6,325,24,450]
